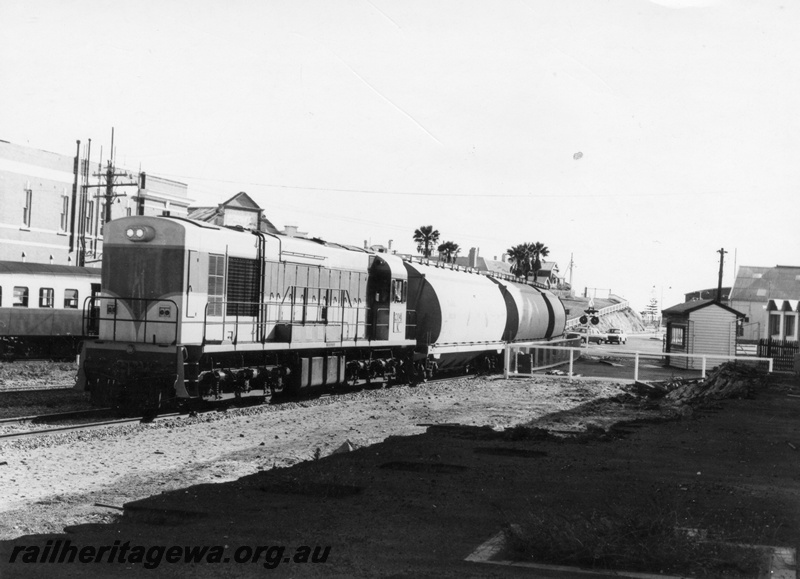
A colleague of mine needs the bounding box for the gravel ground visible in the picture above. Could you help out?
[0,375,628,541]
[0,361,78,392]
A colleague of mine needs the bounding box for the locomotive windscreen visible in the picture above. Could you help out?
[102,246,184,319]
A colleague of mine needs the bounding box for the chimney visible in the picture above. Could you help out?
[468,247,479,269]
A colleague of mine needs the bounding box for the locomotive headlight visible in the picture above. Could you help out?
[126,344,136,355]
[125,225,156,242]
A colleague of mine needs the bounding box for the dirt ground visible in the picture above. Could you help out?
[1,370,799,578]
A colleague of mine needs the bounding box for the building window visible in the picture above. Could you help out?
[60,194,70,231]
[39,288,54,308]
[670,325,685,347]
[13,287,29,307]
[785,314,796,340]
[85,200,94,236]
[23,189,32,227]
[769,313,782,337]
[208,254,225,316]
[64,289,79,309]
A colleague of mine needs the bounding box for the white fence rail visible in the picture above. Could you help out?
[504,342,774,382]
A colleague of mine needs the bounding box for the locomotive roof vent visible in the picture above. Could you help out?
[125,226,156,242]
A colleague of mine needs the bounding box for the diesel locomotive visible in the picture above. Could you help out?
[75,215,566,410]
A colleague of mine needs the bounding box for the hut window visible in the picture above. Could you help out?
[670,326,685,347]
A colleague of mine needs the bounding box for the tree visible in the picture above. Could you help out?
[531,242,550,281]
[506,243,533,279]
[437,241,460,263]
[413,225,440,258]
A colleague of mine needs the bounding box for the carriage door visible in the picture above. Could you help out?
[185,251,200,319]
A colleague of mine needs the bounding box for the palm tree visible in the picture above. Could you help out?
[437,241,460,263]
[531,242,550,282]
[506,243,533,279]
[413,225,440,258]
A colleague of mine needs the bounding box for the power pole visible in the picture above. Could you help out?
[716,247,727,302]
[84,129,139,225]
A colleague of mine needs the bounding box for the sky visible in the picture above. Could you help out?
[2,0,798,313]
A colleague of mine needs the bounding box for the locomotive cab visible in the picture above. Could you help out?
[367,254,410,343]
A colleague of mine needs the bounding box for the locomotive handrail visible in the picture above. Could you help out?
[83,296,179,345]
[201,298,371,345]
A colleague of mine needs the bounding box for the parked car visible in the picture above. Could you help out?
[606,328,627,344]
[569,327,606,345]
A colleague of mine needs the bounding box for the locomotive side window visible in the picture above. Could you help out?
[39,288,54,308]
[64,289,79,309]
[208,254,225,317]
[13,287,29,307]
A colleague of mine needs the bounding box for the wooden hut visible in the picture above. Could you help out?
[662,299,744,370]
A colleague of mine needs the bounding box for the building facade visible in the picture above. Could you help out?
[0,140,192,266]
[729,265,800,341]
[187,192,279,234]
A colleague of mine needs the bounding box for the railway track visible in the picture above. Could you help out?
[0,407,113,425]
[0,412,182,442]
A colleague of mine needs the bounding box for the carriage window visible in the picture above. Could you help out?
[208,253,225,316]
[13,286,29,307]
[64,289,79,309]
[39,288,54,308]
